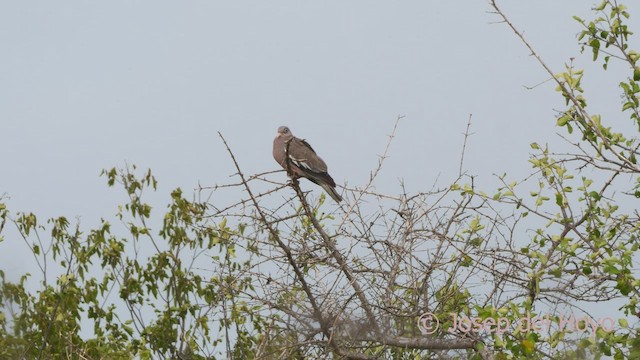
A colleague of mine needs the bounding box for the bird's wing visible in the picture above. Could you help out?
[285,137,338,187]
[286,137,328,173]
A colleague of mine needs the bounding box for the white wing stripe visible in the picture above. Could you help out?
[290,156,312,170]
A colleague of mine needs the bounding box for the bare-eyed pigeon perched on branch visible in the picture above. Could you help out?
[273,126,343,203]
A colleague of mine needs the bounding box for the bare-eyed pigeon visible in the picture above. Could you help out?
[273,126,343,203]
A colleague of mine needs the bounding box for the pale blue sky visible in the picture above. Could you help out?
[2,1,617,215]
[1,1,636,321]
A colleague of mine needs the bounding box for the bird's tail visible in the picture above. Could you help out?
[320,183,343,203]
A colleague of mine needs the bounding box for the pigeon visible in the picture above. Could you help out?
[273,126,343,203]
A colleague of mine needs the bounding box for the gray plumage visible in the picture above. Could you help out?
[273,126,343,203]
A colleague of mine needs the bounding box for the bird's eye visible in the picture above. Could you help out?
[283,128,289,133]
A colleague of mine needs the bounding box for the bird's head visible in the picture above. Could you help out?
[276,126,293,139]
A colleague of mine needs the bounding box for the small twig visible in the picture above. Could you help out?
[522,76,554,90]
[338,115,404,231]
[459,114,474,177]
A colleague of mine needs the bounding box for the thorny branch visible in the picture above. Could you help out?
[218,132,346,358]
[213,119,488,358]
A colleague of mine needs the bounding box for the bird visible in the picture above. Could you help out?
[273,126,343,203]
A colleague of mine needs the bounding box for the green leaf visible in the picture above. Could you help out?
[548,268,562,277]
[619,318,629,328]
[604,264,620,275]
[590,38,600,61]
[522,339,535,354]
[623,101,634,111]
[555,193,564,206]
[557,114,571,126]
